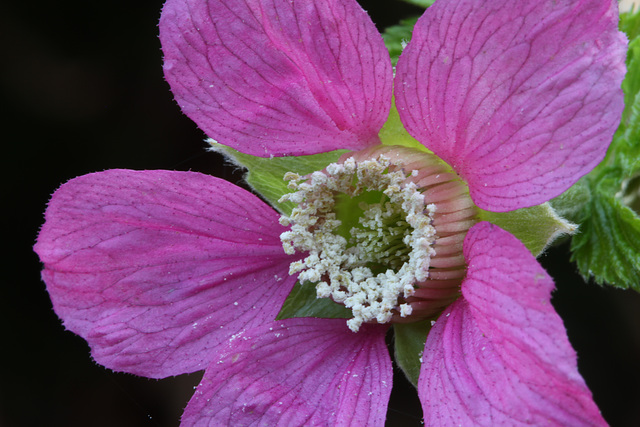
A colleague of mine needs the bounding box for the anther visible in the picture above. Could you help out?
[280,146,477,331]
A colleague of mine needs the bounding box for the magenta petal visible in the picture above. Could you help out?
[35,170,296,378]
[396,0,626,211]
[181,318,391,426]
[160,0,392,157]
[419,222,606,425]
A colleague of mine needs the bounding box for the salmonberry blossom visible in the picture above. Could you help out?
[35,0,626,425]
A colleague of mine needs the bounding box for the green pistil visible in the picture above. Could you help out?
[350,203,412,271]
[333,190,384,241]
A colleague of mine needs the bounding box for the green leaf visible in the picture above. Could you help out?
[620,6,640,43]
[382,17,418,66]
[591,8,640,183]
[478,203,577,257]
[562,10,640,289]
[585,8,640,183]
[615,98,640,177]
[621,174,640,215]
[393,320,433,387]
[621,35,640,129]
[276,281,352,320]
[570,194,640,289]
[602,30,640,179]
[210,140,348,216]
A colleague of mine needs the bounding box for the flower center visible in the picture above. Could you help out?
[279,146,477,332]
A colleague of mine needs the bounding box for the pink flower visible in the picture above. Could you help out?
[35,0,626,425]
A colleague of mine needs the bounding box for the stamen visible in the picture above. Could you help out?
[279,146,477,332]
[279,155,437,332]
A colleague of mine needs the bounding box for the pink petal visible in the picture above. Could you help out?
[182,318,391,426]
[35,170,296,378]
[396,0,626,212]
[419,222,606,425]
[160,0,392,157]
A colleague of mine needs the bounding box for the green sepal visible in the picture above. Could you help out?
[478,203,577,257]
[393,320,433,387]
[549,177,592,224]
[276,281,352,320]
[209,140,348,216]
[379,98,429,152]
[570,191,640,290]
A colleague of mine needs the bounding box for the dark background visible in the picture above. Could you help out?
[3,0,639,425]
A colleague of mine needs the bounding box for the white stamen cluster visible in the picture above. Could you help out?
[279,156,437,332]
